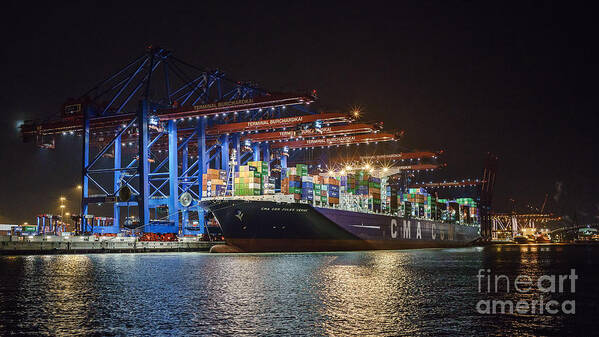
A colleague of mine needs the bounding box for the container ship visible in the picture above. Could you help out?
[200,162,481,252]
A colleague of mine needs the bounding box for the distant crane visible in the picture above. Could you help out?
[491,193,559,241]
[540,193,549,213]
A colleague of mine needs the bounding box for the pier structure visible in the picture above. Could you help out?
[490,213,562,240]
[20,47,400,235]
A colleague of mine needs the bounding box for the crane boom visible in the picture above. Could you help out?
[20,93,316,138]
[271,132,397,149]
[360,151,442,161]
[411,180,484,188]
[540,193,549,213]
[241,123,378,142]
[207,112,350,135]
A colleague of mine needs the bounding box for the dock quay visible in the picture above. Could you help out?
[0,236,223,255]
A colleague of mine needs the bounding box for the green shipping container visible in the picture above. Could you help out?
[22,225,37,233]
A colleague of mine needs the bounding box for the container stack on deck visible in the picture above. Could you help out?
[301,175,314,202]
[314,176,326,205]
[236,164,479,225]
[396,189,478,224]
[235,165,261,196]
[247,161,275,195]
[263,176,276,195]
[314,176,340,206]
[202,169,227,197]
[324,177,340,205]
[281,168,341,206]
[437,198,450,221]
[344,171,382,212]
[384,184,399,214]
[403,188,428,218]
[456,197,479,224]
[367,176,382,212]
[281,164,309,200]
[281,174,301,200]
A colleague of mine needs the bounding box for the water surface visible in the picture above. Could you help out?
[0,245,597,336]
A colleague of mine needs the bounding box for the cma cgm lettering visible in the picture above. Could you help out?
[389,220,455,240]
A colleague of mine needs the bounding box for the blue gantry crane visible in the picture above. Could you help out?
[20,46,400,235]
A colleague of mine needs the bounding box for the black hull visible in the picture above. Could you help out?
[201,199,480,252]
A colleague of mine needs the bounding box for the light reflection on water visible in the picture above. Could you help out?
[0,245,597,336]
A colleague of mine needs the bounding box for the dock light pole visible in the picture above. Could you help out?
[59,197,66,218]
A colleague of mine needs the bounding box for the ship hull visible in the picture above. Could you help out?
[201,199,480,252]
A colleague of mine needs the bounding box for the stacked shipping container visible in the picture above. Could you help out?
[235,165,261,196]
[230,163,479,225]
[202,168,227,197]
[281,167,341,205]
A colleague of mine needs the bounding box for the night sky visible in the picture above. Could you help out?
[1,2,597,224]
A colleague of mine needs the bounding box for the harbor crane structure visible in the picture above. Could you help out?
[490,213,562,240]
[20,47,401,235]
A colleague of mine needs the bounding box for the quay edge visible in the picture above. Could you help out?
[0,236,223,255]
